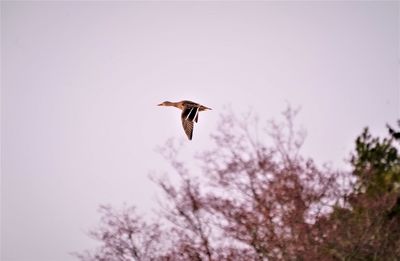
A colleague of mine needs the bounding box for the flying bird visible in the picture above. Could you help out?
[158,100,212,140]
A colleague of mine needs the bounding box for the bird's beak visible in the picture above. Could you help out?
[157,103,163,106]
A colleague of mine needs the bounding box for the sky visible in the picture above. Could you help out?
[1,1,399,261]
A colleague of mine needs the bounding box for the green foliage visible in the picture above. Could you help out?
[319,122,400,260]
[351,124,400,196]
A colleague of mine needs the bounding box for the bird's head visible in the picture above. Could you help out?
[157,101,173,106]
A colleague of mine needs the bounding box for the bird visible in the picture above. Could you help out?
[158,100,212,140]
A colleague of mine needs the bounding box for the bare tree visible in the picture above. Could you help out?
[152,108,348,260]
[75,109,400,261]
[74,205,168,261]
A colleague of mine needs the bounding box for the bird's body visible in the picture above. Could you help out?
[158,100,211,140]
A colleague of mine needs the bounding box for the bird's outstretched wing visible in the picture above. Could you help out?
[181,118,194,140]
[181,106,199,140]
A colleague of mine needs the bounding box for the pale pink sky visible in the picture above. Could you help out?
[1,2,399,261]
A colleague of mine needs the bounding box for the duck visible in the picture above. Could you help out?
[158,100,212,140]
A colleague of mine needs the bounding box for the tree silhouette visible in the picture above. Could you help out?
[75,109,400,260]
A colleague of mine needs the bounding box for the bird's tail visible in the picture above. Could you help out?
[200,105,212,111]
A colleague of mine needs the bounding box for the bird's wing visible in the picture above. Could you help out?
[182,106,199,121]
[181,106,199,140]
[181,118,194,140]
